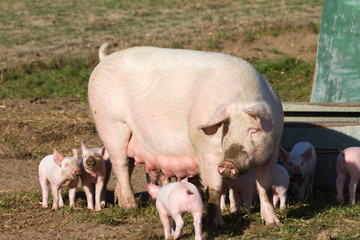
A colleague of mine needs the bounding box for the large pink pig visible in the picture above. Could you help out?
[279,142,316,202]
[147,182,203,240]
[38,149,81,210]
[80,139,112,210]
[336,147,360,205]
[88,44,284,227]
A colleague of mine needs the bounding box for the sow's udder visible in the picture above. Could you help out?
[218,143,252,179]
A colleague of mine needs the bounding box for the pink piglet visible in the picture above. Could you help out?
[147,182,203,240]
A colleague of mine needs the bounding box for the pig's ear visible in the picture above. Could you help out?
[99,147,109,159]
[301,147,313,161]
[279,145,289,162]
[53,149,64,166]
[243,102,273,132]
[146,183,160,199]
[72,149,78,160]
[199,104,232,135]
[81,139,87,152]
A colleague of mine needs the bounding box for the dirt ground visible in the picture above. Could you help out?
[0,1,324,239]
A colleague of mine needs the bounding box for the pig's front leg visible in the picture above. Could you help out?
[68,181,78,207]
[51,186,60,210]
[199,154,224,228]
[255,154,280,226]
[83,182,95,209]
[95,181,105,210]
[291,181,300,201]
[298,176,310,202]
[68,187,77,207]
[58,188,64,208]
[336,173,346,204]
[348,177,359,205]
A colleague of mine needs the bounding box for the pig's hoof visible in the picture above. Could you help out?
[218,160,239,179]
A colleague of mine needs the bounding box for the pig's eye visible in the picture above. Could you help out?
[289,162,293,167]
[248,128,260,137]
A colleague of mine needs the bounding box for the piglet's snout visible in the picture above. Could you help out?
[290,172,302,181]
[86,156,96,167]
[72,168,82,176]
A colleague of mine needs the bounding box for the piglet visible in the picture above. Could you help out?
[272,164,289,210]
[220,170,256,213]
[336,147,360,205]
[38,149,81,210]
[147,182,203,240]
[80,139,112,210]
[279,141,317,202]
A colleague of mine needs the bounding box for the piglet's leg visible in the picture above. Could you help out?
[39,177,49,208]
[193,211,203,240]
[220,188,227,211]
[298,175,309,202]
[172,215,184,240]
[279,192,287,210]
[58,188,64,208]
[51,186,60,210]
[95,182,104,210]
[68,187,77,208]
[83,183,94,209]
[159,213,172,240]
[348,177,359,205]
[336,173,346,204]
[273,193,279,208]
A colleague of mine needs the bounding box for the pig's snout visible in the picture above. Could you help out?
[72,168,82,176]
[86,156,96,167]
[218,159,240,179]
[290,171,303,181]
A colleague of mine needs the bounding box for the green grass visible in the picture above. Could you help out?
[0,56,314,102]
[0,57,93,101]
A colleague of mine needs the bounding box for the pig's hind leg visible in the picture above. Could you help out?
[39,176,50,208]
[192,211,203,240]
[158,213,172,240]
[348,176,359,205]
[171,214,184,240]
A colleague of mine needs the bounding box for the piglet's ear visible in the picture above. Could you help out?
[100,147,109,159]
[243,102,273,132]
[301,147,312,161]
[199,104,232,135]
[53,149,64,166]
[72,149,78,160]
[81,139,87,152]
[279,145,289,162]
